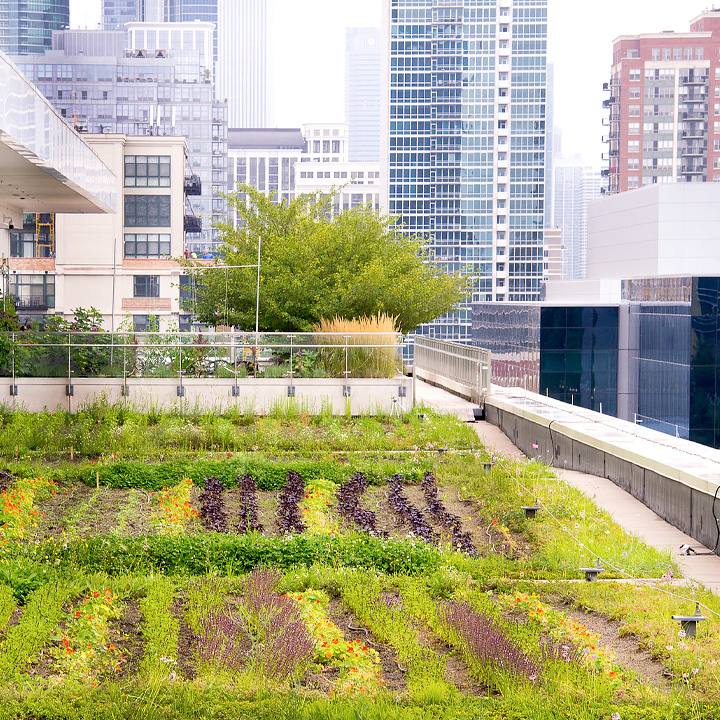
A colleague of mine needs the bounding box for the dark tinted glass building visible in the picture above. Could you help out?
[473,276,720,448]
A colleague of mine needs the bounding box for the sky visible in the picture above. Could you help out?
[69,0,711,168]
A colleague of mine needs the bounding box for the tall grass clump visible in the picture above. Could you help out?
[314,314,401,378]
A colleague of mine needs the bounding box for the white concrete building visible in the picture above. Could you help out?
[6,131,192,332]
[300,123,349,164]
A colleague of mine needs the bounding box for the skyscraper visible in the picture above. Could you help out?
[0,0,70,55]
[552,158,601,280]
[606,10,720,193]
[382,0,548,342]
[102,0,269,128]
[217,0,269,127]
[346,27,381,162]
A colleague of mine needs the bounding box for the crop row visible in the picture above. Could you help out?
[0,570,629,702]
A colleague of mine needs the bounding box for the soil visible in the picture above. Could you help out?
[379,591,486,696]
[326,597,407,694]
[173,599,198,680]
[560,603,670,690]
[112,600,144,678]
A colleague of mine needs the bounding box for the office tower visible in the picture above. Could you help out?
[217,0,269,127]
[382,0,548,342]
[553,158,601,280]
[607,10,720,193]
[0,0,69,55]
[346,27,381,162]
[13,27,228,251]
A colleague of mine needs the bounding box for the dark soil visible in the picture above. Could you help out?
[112,599,144,679]
[173,599,197,680]
[379,591,486,696]
[562,603,670,690]
[326,597,407,694]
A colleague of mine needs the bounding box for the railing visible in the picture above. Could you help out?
[0,331,406,385]
[412,336,491,405]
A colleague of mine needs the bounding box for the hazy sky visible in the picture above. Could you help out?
[69,0,709,167]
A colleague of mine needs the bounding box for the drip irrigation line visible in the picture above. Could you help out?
[489,453,720,620]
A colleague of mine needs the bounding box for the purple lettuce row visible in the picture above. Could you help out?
[192,567,314,682]
[387,473,438,545]
[199,476,229,533]
[196,608,250,671]
[276,470,306,534]
[236,473,264,534]
[420,471,478,557]
[244,567,314,681]
[442,601,542,684]
[336,471,387,536]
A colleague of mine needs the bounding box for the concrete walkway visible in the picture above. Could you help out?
[416,380,720,595]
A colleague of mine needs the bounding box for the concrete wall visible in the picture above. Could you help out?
[485,396,720,556]
[0,377,411,416]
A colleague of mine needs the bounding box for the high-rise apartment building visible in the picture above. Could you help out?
[346,27,381,162]
[607,10,720,193]
[382,0,548,342]
[0,0,69,55]
[13,28,228,251]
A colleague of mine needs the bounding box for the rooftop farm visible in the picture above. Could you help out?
[0,400,718,719]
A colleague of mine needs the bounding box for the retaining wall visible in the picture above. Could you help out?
[0,377,411,416]
[485,395,720,555]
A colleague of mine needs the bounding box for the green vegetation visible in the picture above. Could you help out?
[183,185,467,332]
[0,407,717,718]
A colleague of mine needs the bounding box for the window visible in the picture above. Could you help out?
[651,47,660,60]
[627,140,640,153]
[627,49,639,59]
[673,47,682,60]
[628,158,639,170]
[684,47,693,60]
[663,48,671,60]
[629,105,640,116]
[629,69,641,81]
[124,195,171,227]
[125,155,171,187]
[124,233,171,258]
[9,274,55,310]
[133,276,160,298]
[629,87,641,99]
[697,47,704,60]
[133,315,150,332]
[628,122,640,135]
[627,176,640,188]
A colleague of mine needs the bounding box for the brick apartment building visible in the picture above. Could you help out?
[607,10,720,192]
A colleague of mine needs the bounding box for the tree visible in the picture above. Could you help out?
[185,186,468,333]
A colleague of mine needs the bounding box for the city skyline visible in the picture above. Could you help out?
[70,0,706,168]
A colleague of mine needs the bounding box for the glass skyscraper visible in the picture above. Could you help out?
[0,0,70,55]
[383,0,548,342]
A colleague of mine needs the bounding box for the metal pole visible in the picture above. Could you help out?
[289,334,294,381]
[255,235,261,345]
[110,234,117,365]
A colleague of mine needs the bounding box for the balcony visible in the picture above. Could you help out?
[184,215,202,234]
[184,175,202,196]
[680,147,707,157]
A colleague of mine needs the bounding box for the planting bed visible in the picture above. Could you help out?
[0,408,718,720]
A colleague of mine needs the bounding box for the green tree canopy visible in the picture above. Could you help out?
[185,185,467,333]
